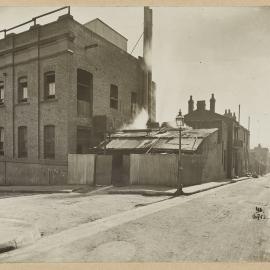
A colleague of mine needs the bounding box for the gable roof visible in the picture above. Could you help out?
[185,109,249,132]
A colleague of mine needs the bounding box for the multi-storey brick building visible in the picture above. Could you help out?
[0,8,156,185]
[184,94,250,179]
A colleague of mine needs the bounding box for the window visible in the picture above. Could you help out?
[18,126,27,158]
[44,125,55,159]
[44,71,55,99]
[224,150,226,171]
[110,84,118,109]
[18,77,28,102]
[222,141,224,164]
[131,92,137,116]
[0,128,4,156]
[77,69,93,117]
[77,128,91,154]
[0,81,4,104]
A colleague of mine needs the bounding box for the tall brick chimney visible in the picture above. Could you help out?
[197,100,206,111]
[210,93,216,113]
[143,6,153,122]
[188,95,194,114]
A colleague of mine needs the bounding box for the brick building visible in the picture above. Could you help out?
[0,9,156,185]
[250,144,269,175]
[184,94,250,179]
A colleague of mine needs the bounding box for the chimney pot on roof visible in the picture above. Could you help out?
[188,95,194,114]
[210,93,216,113]
[197,100,206,111]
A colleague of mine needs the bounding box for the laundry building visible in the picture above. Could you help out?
[0,8,156,185]
[93,127,226,187]
[184,94,250,178]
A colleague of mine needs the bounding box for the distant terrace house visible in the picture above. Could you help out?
[184,94,250,179]
[250,144,269,175]
[98,127,227,187]
[0,11,156,185]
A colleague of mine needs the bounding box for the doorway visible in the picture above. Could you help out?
[112,153,124,186]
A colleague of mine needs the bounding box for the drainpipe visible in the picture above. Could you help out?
[12,34,15,158]
[37,25,41,160]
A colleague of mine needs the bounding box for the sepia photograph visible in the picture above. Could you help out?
[0,3,269,264]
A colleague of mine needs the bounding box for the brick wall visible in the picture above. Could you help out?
[0,14,151,185]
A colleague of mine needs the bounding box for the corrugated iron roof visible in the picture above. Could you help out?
[105,128,218,152]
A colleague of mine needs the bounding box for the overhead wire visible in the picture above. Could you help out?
[130,31,144,55]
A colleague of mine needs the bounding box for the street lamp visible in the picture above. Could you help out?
[175,109,185,196]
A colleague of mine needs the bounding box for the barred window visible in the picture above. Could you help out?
[0,127,4,156]
[44,125,55,159]
[110,84,118,110]
[18,126,27,158]
[131,92,137,116]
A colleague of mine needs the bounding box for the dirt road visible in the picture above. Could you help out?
[0,191,169,237]
[1,175,270,262]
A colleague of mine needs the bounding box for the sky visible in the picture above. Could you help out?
[0,6,269,148]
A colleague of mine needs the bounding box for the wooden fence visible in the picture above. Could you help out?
[68,154,95,185]
[130,153,205,187]
[130,154,178,187]
[68,154,112,185]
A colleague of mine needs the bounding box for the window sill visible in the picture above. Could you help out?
[15,101,30,106]
[41,98,58,104]
[17,157,28,160]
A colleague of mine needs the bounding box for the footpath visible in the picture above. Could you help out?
[106,176,251,196]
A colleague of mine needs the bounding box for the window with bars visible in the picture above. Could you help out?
[131,92,137,116]
[0,127,4,156]
[0,81,4,105]
[44,71,55,99]
[77,69,93,117]
[76,127,91,154]
[110,84,118,110]
[18,126,27,158]
[18,77,28,103]
[44,125,55,159]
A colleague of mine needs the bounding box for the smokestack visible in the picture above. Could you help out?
[210,93,216,113]
[143,6,153,122]
[188,95,194,114]
[248,116,250,131]
[238,104,241,123]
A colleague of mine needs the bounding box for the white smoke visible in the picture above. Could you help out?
[144,47,152,72]
[121,109,149,130]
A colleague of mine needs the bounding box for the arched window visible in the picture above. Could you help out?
[18,77,28,103]
[0,127,4,156]
[44,125,55,159]
[18,126,27,158]
[0,81,4,104]
[44,71,55,99]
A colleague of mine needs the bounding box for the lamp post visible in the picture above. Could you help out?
[175,109,184,196]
